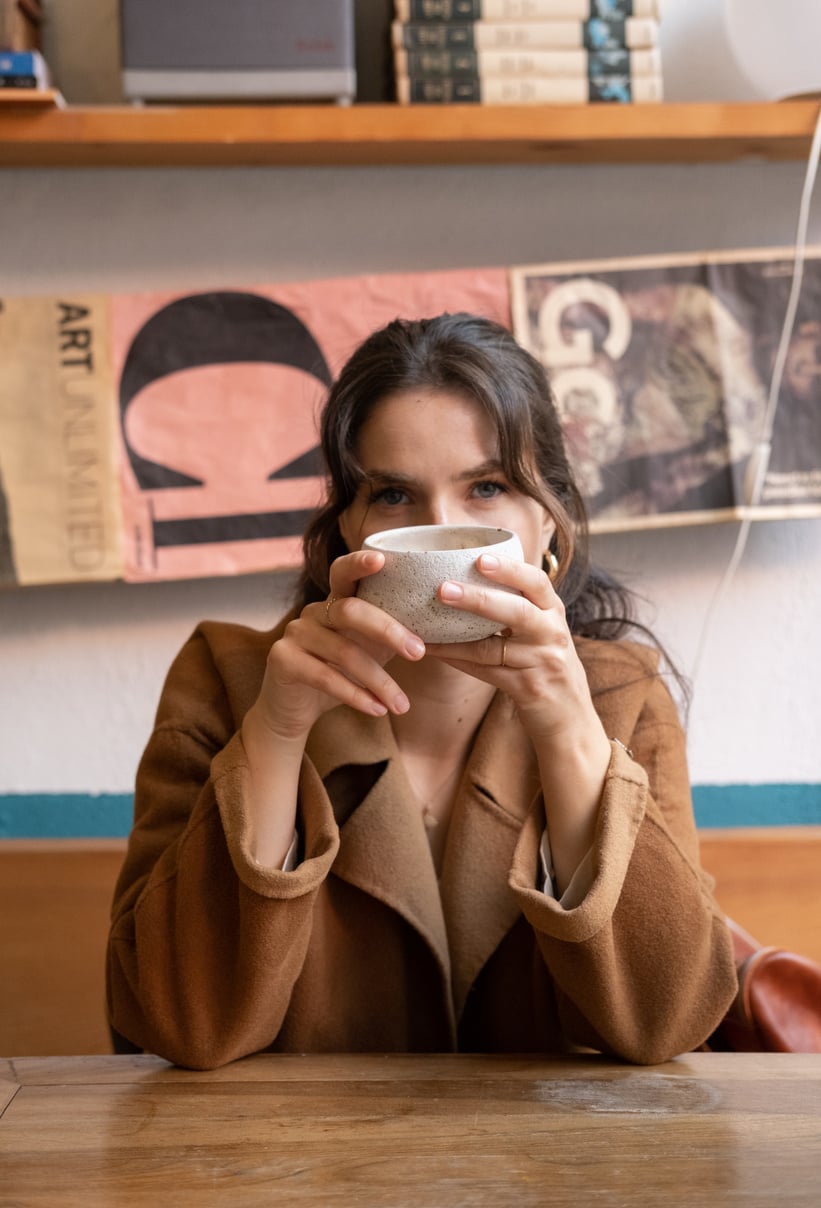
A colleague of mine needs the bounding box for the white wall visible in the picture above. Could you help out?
[1,0,820,796]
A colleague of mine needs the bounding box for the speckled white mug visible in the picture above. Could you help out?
[357,524,524,643]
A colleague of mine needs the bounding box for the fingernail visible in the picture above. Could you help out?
[370,700,388,715]
[405,637,425,658]
[393,691,410,714]
[440,581,463,601]
[479,554,499,570]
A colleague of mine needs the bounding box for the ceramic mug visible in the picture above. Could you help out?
[356,524,524,643]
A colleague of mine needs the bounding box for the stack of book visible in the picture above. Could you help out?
[392,0,663,105]
[0,48,50,91]
[0,1,61,104]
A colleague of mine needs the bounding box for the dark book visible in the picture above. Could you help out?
[0,71,37,87]
[394,45,662,77]
[391,17,660,52]
[394,1,659,23]
[396,71,662,102]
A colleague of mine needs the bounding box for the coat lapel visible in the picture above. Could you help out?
[307,706,453,1012]
[304,638,659,1028]
[439,692,542,1021]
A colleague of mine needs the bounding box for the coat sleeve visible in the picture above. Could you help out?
[106,629,340,1070]
[509,673,738,1064]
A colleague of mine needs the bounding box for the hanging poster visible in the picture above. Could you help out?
[4,250,821,587]
[0,294,123,586]
[511,247,821,530]
[0,268,509,585]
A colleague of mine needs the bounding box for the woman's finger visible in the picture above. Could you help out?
[327,548,386,599]
[314,596,426,662]
[427,631,511,669]
[437,577,534,635]
[476,552,556,610]
[276,621,411,716]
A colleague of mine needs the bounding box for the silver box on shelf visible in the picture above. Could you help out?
[120,0,356,103]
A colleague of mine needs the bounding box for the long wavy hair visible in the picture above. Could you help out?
[292,311,659,650]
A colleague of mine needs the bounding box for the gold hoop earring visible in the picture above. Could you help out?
[544,550,559,579]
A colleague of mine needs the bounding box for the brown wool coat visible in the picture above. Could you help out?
[106,619,738,1070]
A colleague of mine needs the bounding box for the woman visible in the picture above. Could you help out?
[107,313,737,1070]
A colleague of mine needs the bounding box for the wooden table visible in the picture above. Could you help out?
[2,1052,820,1206]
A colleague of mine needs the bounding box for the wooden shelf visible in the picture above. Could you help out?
[0,100,819,168]
[0,89,64,109]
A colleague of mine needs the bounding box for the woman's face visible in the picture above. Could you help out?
[338,388,554,567]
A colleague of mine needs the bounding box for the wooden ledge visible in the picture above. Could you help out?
[699,826,821,963]
[0,100,819,168]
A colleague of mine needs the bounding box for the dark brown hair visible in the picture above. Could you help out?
[293,312,646,644]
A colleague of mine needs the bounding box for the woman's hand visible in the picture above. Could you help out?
[254,549,427,743]
[425,553,604,743]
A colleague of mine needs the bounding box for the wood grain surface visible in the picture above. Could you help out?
[1,1053,820,1207]
[0,101,820,167]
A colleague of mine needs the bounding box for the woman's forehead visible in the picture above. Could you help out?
[357,390,498,458]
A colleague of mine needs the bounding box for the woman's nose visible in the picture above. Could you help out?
[425,499,462,527]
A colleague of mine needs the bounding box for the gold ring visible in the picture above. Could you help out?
[324,595,340,629]
[500,637,507,668]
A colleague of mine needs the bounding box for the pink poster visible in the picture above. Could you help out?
[110,269,510,581]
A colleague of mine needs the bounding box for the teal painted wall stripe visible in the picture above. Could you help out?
[693,783,821,828]
[1,786,821,838]
[0,794,134,839]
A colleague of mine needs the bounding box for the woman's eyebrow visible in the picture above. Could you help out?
[362,469,416,487]
[362,459,505,488]
[455,458,505,481]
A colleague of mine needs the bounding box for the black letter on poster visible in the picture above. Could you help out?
[118,291,330,545]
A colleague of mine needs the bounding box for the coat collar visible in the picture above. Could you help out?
[307,704,456,1035]
[306,691,542,1023]
[303,636,661,1023]
[439,691,542,1018]
[306,689,537,820]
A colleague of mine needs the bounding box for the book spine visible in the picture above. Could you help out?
[0,49,42,74]
[0,49,48,83]
[394,45,661,77]
[391,18,659,51]
[394,0,659,23]
[0,73,37,87]
[396,71,663,102]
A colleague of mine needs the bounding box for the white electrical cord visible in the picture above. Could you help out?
[689,104,821,687]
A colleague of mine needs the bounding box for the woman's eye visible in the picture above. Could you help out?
[472,480,506,499]
[371,486,408,506]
